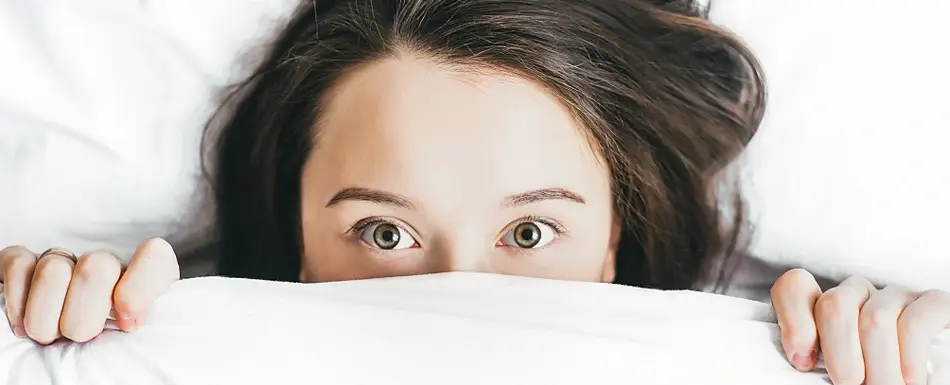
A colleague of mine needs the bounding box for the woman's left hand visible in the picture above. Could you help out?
[771,269,950,385]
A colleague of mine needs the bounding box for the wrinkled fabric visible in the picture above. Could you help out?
[1,273,946,384]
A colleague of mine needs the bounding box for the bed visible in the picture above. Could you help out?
[1,0,948,383]
[5,273,945,384]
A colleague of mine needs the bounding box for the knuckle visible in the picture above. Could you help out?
[140,238,166,258]
[34,257,74,282]
[783,268,815,282]
[2,256,34,282]
[142,238,180,268]
[0,245,29,260]
[74,252,121,282]
[841,275,865,284]
[814,290,849,321]
[143,237,171,249]
[858,306,897,333]
[771,268,816,299]
[842,275,875,291]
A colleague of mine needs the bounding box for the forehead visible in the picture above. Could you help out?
[312,55,610,207]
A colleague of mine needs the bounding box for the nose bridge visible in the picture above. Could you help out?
[430,232,493,274]
[449,245,490,273]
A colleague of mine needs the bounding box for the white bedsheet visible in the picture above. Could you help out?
[1,273,947,384]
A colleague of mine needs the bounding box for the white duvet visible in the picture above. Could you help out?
[1,273,948,385]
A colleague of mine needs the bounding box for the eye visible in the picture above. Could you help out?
[359,222,418,250]
[500,220,559,249]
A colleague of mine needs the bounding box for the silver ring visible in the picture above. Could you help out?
[39,248,78,263]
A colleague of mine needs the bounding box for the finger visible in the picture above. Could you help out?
[23,253,76,344]
[815,276,875,385]
[0,246,38,337]
[858,285,917,385]
[771,268,822,371]
[898,289,950,385]
[113,238,179,332]
[59,250,123,342]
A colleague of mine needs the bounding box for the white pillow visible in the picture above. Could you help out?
[5,273,945,385]
[711,0,950,291]
[0,0,297,258]
[3,0,945,291]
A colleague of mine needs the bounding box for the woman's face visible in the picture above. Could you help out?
[299,55,620,283]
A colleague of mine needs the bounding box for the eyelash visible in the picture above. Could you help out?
[498,216,567,255]
[346,216,568,245]
[510,216,567,236]
[347,216,409,236]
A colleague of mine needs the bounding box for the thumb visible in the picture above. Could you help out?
[771,268,822,371]
[113,238,180,331]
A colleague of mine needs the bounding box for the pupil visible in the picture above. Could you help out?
[374,224,400,249]
[519,228,534,241]
[514,223,541,248]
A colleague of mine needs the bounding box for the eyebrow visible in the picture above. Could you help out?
[501,187,586,207]
[326,187,586,209]
[326,187,417,209]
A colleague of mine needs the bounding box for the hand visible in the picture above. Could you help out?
[0,238,179,344]
[771,269,950,385]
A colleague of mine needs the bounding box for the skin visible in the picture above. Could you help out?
[0,239,178,343]
[0,56,946,385]
[772,269,950,385]
[297,56,619,283]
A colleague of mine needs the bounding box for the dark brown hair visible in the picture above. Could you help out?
[205,0,765,290]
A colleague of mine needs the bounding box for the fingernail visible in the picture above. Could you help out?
[12,324,26,338]
[791,351,816,370]
[117,312,138,331]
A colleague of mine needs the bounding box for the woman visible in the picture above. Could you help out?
[0,1,945,384]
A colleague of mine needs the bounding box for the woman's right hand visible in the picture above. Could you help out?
[0,238,179,344]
